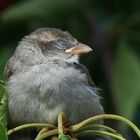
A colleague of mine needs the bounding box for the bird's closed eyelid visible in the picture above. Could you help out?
[49,39,69,50]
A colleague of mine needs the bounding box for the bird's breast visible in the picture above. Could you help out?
[8,63,103,125]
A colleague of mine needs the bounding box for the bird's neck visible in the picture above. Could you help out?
[45,55,79,65]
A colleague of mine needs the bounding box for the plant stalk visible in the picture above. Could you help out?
[8,123,56,135]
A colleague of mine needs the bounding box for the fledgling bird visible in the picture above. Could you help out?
[5,28,105,140]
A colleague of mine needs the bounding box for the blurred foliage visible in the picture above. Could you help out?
[0,83,7,128]
[0,0,140,139]
[0,123,8,140]
[0,82,7,139]
[114,40,140,118]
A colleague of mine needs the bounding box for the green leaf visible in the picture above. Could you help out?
[1,0,80,22]
[59,134,72,140]
[0,84,7,128]
[114,39,140,119]
[0,123,8,140]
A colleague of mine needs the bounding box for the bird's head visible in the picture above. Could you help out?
[18,27,92,65]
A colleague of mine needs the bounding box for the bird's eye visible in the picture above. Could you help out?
[54,40,68,50]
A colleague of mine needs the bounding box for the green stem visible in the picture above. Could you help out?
[91,124,120,134]
[35,127,48,140]
[75,130,126,140]
[71,114,140,138]
[36,129,58,140]
[75,124,122,136]
[8,123,56,135]
[58,112,66,135]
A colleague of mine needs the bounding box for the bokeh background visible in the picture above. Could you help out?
[0,0,140,139]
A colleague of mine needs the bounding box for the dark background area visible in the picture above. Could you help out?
[0,0,140,139]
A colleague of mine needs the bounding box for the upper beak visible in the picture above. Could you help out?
[65,43,92,55]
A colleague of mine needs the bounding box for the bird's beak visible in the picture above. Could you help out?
[65,43,92,55]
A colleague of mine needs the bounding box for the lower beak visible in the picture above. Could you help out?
[65,43,92,55]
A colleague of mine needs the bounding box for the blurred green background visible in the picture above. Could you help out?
[0,0,140,139]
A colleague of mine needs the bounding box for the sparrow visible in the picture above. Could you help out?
[5,27,104,140]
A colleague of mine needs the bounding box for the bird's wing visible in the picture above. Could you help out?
[4,61,12,79]
[72,62,96,87]
[4,57,15,79]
